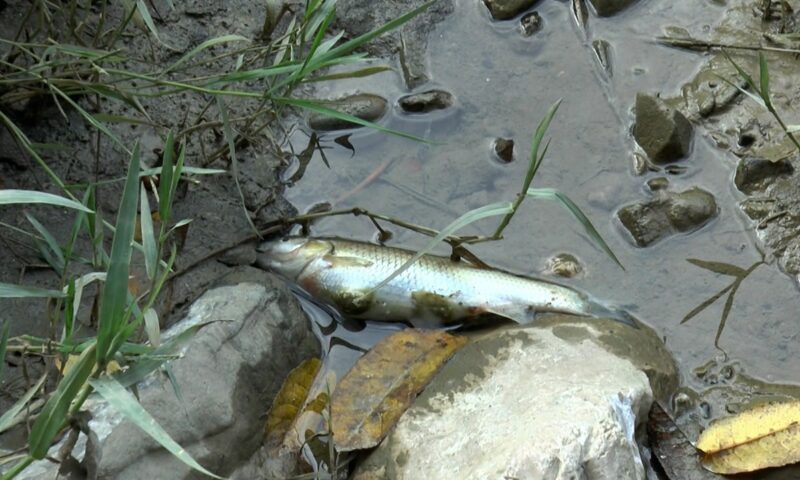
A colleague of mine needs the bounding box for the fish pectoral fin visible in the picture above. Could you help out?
[322,254,374,268]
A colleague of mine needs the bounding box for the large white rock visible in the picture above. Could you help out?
[354,317,676,480]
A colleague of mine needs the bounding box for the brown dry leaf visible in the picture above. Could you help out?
[697,400,800,474]
[264,357,323,448]
[331,329,468,452]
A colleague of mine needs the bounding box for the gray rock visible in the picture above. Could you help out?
[493,137,515,163]
[397,89,454,113]
[588,0,639,16]
[734,156,794,194]
[307,94,388,131]
[353,316,677,480]
[12,269,320,480]
[617,187,718,247]
[634,93,694,164]
[482,0,540,20]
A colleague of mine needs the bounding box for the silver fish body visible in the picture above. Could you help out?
[258,237,635,327]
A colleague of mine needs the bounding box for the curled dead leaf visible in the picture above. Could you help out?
[697,400,800,474]
[331,329,468,452]
[265,357,323,447]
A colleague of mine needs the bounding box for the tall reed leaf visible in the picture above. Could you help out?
[0,190,91,212]
[90,376,224,479]
[96,144,141,364]
[365,202,514,296]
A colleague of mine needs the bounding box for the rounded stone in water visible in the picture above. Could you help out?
[546,253,583,278]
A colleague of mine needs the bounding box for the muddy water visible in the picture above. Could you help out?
[284,0,800,403]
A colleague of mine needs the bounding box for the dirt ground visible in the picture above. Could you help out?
[0,0,300,419]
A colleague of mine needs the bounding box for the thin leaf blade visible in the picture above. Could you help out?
[90,376,223,479]
[526,187,623,269]
[96,144,141,364]
[0,190,92,212]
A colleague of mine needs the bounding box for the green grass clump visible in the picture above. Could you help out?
[0,1,434,477]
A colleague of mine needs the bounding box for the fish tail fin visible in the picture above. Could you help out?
[485,302,639,328]
[584,302,639,328]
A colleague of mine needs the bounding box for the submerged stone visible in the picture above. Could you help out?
[588,0,639,16]
[307,93,388,131]
[633,93,694,164]
[397,89,454,113]
[617,187,718,247]
[545,253,582,278]
[734,155,794,194]
[353,316,676,480]
[493,137,515,163]
[519,11,543,36]
[482,0,540,20]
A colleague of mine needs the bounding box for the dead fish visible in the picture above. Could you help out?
[257,237,636,327]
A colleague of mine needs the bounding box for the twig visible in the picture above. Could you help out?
[657,36,800,54]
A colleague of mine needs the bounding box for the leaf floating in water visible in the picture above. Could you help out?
[331,329,467,452]
[697,400,800,474]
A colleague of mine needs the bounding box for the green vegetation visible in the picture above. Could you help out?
[0,1,434,477]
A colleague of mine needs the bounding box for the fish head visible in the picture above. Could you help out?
[257,237,333,279]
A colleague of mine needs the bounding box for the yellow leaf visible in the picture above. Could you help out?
[264,357,323,448]
[331,329,468,452]
[697,400,800,474]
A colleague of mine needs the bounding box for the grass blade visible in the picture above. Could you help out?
[680,283,734,325]
[365,202,514,296]
[139,185,157,280]
[493,100,561,238]
[304,66,392,83]
[217,96,259,236]
[0,190,92,212]
[276,97,431,143]
[96,143,141,364]
[113,321,212,388]
[49,84,130,154]
[317,1,434,65]
[686,258,746,277]
[524,187,622,268]
[90,376,223,479]
[143,308,160,348]
[29,342,97,458]
[758,52,771,108]
[0,374,46,434]
[0,283,65,298]
[157,133,175,224]
[162,34,249,74]
[715,281,740,348]
[25,213,65,273]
